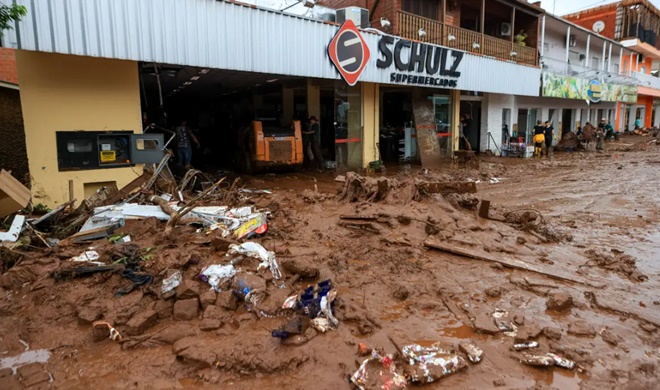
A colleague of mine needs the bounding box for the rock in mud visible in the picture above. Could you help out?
[600,328,622,346]
[515,324,543,342]
[493,378,506,387]
[16,363,50,387]
[639,322,656,333]
[513,314,525,326]
[543,326,563,340]
[215,291,238,311]
[199,319,223,331]
[472,312,500,334]
[77,306,102,325]
[126,309,158,335]
[546,292,573,312]
[282,258,319,279]
[258,288,293,315]
[568,320,596,337]
[485,286,502,298]
[153,299,173,319]
[176,280,200,300]
[172,337,216,369]
[517,236,527,245]
[392,285,410,301]
[173,298,199,321]
[199,289,217,310]
[203,305,231,321]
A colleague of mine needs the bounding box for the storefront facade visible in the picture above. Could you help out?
[2,0,540,206]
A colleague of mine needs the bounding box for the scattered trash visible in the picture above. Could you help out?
[70,250,103,265]
[512,341,539,351]
[228,206,252,218]
[492,308,517,336]
[310,317,332,333]
[547,353,576,369]
[282,295,298,309]
[199,264,236,292]
[358,343,373,357]
[0,349,51,372]
[351,349,407,390]
[92,321,122,342]
[115,269,153,297]
[161,271,182,294]
[272,316,304,339]
[458,342,484,363]
[227,242,281,281]
[520,354,555,367]
[0,215,25,242]
[402,343,468,384]
[233,213,268,239]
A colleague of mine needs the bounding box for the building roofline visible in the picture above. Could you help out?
[563,2,619,18]
[0,81,19,90]
[546,13,638,52]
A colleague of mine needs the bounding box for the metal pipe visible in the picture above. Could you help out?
[565,26,571,63]
[586,34,590,67]
[540,15,546,57]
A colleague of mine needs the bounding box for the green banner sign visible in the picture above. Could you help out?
[542,73,637,103]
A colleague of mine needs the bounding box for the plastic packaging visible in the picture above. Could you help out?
[512,342,539,351]
[161,270,182,294]
[520,354,555,366]
[402,343,468,384]
[199,264,236,291]
[547,353,576,369]
[351,350,407,390]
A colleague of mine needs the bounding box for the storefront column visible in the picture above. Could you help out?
[654,105,660,128]
[306,80,320,120]
[451,89,461,152]
[628,105,637,129]
[282,86,294,126]
[361,82,379,168]
[643,99,652,128]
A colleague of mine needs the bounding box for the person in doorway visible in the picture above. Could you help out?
[544,121,555,159]
[175,120,200,167]
[461,114,473,150]
[596,119,605,150]
[635,117,642,130]
[603,119,614,140]
[301,117,314,168]
[309,116,325,170]
[532,120,546,158]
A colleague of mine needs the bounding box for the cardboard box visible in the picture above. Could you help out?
[0,170,30,218]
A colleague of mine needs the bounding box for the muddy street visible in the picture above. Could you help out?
[1,139,659,390]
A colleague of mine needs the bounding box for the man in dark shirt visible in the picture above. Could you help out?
[544,121,555,159]
[309,116,325,170]
[175,120,200,167]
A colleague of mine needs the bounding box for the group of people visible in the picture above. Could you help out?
[532,120,556,158]
[576,119,614,150]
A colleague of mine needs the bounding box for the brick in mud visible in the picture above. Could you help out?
[472,312,500,334]
[77,306,102,325]
[215,291,238,311]
[126,309,159,335]
[173,298,199,321]
[282,258,319,279]
[568,320,596,337]
[199,318,223,331]
[152,299,174,319]
[199,289,217,310]
[17,363,50,387]
[176,279,200,300]
[203,305,231,321]
[546,292,573,312]
[543,326,563,340]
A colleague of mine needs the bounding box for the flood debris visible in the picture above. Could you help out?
[458,342,484,363]
[402,343,468,384]
[581,249,647,282]
[512,341,539,351]
[351,349,407,390]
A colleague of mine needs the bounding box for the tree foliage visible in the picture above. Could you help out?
[0,3,27,37]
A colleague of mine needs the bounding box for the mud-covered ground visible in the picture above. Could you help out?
[1,135,659,389]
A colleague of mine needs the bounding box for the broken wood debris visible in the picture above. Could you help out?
[424,239,597,287]
[337,221,381,234]
[416,181,477,195]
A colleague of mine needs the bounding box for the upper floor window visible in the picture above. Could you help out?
[401,0,439,20]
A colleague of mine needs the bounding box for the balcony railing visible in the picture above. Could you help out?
[633,71,660,90]
[397,10,537,66]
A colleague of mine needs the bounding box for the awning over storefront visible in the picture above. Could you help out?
[2,0,541,96]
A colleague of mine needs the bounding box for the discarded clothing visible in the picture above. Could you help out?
[115,268,153,297]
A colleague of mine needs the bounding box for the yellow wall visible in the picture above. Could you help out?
[16,51,143,208]
[361,82,379,167]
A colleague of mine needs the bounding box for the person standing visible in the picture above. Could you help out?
[309,116,325,170]
[544,121,555,159]
[635,117,642,130]
[532,120,545,158]
[175,120,200,167]
[301,117,314,168]
[604,119,614,140]
[461,114,473,151]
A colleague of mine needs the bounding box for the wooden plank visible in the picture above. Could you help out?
[412,96,443,168]
[103,172,150,206]
[424,239,599,287]
[478,200,490,218]
[0,170,30,218]
[417,181,477,194]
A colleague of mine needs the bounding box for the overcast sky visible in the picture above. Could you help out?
[539,0,660,16]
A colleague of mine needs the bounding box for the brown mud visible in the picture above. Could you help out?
[1,135,659,389]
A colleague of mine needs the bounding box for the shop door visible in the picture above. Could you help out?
[334,82,362,170]
[432,96,452,158]
[525,109,538,145]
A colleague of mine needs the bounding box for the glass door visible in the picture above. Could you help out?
[432,96,452,157]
